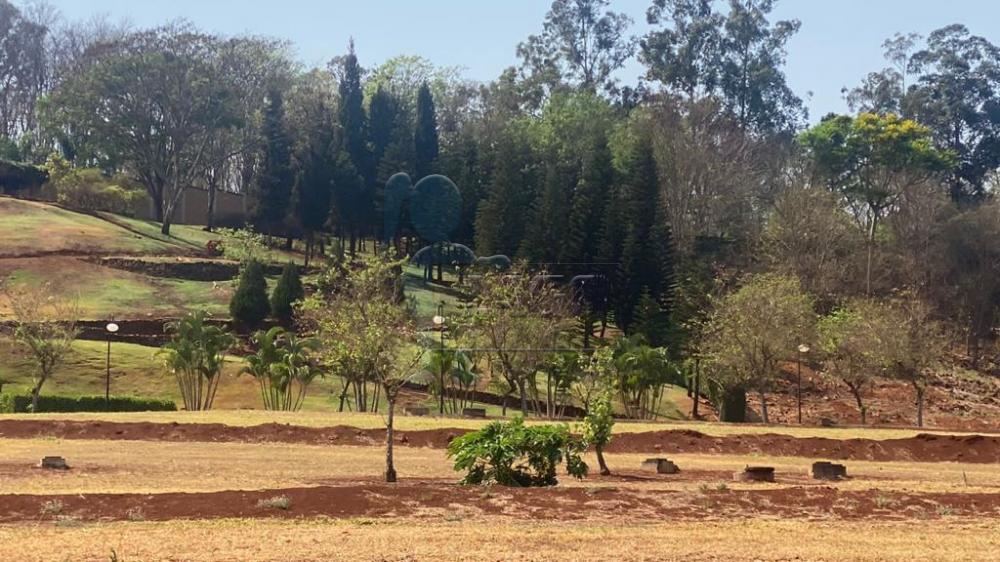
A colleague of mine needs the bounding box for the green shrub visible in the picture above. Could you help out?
[45,153,145,215]
[447,417,587,487]
[0,394,176,413]
[270,262,304,324]
[230,260,269,327]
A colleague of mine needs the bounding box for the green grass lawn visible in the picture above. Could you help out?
[0,197,185,257]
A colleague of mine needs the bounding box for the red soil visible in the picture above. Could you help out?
[2,419,999,464]
[2,479,998,523]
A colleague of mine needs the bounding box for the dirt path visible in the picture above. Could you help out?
[2,419,999,463]
[3,480,999,523]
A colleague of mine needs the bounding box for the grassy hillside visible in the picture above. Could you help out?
[0,197,212,256]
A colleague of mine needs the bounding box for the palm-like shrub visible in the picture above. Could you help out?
[447,417,587,487]
[243,326,322,411]
[159,311,235,411]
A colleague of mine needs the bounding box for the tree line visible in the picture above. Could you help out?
[4,0,1000,423]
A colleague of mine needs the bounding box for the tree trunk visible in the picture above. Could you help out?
[385,395,397,483]
[691,363,700,419]
[758,389,769,424]
[206,179,217,232]
[596,444,610,476]
[160,217,172,236]
[518,380,528,415]
[851,389,866,425]
[30,379,44,413]
[914,384,925,428]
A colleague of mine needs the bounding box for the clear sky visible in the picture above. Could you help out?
[41,0,1000,120]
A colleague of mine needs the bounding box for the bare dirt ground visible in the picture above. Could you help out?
[2,418,999,463]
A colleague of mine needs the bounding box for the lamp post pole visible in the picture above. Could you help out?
[433,304,446,415]
[797,344,810,425]
[105,321,120,403]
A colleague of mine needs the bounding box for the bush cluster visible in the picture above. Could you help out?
[0,394,176,413]
[447,417,587,486]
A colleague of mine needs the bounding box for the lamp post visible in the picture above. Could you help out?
[432,304,446,415]
[796,343,810,424]
[105,321,119,403]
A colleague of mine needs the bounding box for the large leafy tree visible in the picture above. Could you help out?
[701,274,814,423]
[42,24,242,234]
[849,26,1000,204]
[642,0,804,133]
[518,0,636,97]
[799,112,954,295]
[0,0,47,139]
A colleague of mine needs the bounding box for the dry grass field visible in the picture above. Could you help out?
[0,413,998,561]
[3,518,998,562]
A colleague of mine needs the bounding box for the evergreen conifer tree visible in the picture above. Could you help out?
[474,129,538,257]
[337,40,373,248]
[271,262,305,325]
[251,90,294,235]
[230,261,270,328]
[563,132,613,265]
[414,82,439,178]
[615,133,676,333]
[295,102,336,266]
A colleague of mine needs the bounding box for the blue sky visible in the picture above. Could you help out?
[43,0,1000,119]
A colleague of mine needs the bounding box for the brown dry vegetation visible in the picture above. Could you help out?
[2,518,998,561]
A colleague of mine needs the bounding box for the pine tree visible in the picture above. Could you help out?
[271,262,305,325]
[414,82,439,178]
[295,102,336,266]
[370,86,402,174]
[614,133,675,333]
[632,289,671,347]
[474,129,538,257]
[230,261,270,328]
[519,158,572,263]
[562,132,613,265]
[251,90,294,235]
[438,131,482,246]
[337,40,373,248]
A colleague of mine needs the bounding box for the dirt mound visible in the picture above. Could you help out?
[2,481,998,523]
[2,419,1000,464]
[607,429,1000,463]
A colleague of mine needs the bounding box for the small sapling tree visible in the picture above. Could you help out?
[2,282,79,412]
[582,391,615,476]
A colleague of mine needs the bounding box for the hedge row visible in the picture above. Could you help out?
[0,394,176,413]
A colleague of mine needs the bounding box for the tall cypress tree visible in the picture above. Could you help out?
[370,86,404,179]
[251,90,294,235]
[337,40,373,250]
[414,82,439,178]
[295,102,336,266]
